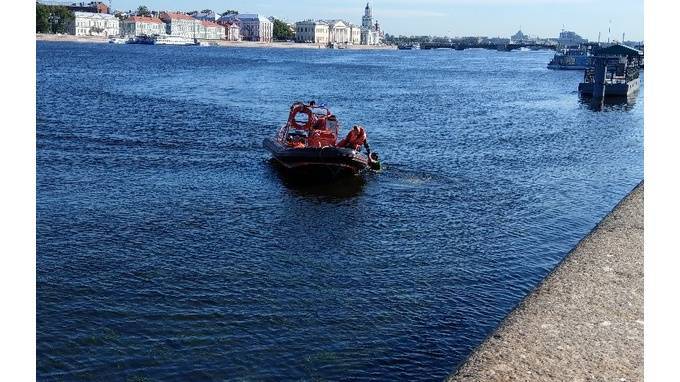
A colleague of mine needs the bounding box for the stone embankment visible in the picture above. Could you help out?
[449,182,643,382]
[36,33,108,43]
[35,34,397,50]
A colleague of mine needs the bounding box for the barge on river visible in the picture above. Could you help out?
[547,46,593,70]
[578,44,642,98]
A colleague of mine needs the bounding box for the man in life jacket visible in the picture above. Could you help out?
[338,125,368,151]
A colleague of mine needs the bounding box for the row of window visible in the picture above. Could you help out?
[75,20,117,27]
[75,28,114,35]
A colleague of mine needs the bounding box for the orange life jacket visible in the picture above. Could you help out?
[338,126,367,150]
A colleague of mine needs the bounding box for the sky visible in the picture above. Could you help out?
[109,0,644,41]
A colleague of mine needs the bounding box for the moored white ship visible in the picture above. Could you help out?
[153,35,198,46]
[108,37,127,44]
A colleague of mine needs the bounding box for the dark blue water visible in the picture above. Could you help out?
[37,42,643,381]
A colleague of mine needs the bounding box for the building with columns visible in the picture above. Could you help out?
[295,19,361,45]
[360,3,382,45]
[349,24,361,45]
[327,20,350,44]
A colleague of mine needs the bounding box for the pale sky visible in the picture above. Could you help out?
[110,0,644,41]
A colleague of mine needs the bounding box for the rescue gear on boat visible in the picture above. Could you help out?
[337,125,367,150]
[289,103,315,130]
[263,102,380,177]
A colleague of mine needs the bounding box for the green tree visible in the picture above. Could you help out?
[222,10,238,16]
[49,6,74,34]
[272,18,293,41]
[36,4,51,33]
[137,5,150,16]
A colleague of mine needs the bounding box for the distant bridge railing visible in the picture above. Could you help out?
[418,42,558,51]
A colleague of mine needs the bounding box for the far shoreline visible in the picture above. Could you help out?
[35,33,398,50]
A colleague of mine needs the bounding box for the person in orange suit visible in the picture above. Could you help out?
[337,125,367,151]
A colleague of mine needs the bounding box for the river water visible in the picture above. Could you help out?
[37,42,643,381]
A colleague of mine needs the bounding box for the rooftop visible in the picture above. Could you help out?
[598,44,642,57]
[223,14,272,23]
[126,16,163,24]
[160,12,196,21]
[201,20,223,28]
[73,11,116,19]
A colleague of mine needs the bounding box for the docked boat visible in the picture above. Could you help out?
[578,44,642,98]
[153,35,198,46]
[398,43,420,50]
[547,46,593,70]
[128,35,155,45]
[108,37,127,44]
[263,102,380,177]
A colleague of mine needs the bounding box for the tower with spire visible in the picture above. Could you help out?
[362,3,373,29]
[360,2,382,45]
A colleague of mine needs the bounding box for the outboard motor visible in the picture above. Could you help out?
[368,152,381,171]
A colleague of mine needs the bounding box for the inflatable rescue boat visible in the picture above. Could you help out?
[263,102,380,177]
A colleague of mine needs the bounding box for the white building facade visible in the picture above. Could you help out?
[219,14,273,42]
[226,23,240,41]
[510,29,530,43]
[120,16,165,37]
[360,3,382,45]
[70,12,120,37]
[295,20,329,44]
[328,20,350,44]
[160,12,201,39]
[349,24,361,45]
[199,20,225,40]
[295,19,360,45]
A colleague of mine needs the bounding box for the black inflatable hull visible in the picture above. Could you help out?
[263,138,369,177]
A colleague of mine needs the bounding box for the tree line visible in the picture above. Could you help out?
[36,3,74,34]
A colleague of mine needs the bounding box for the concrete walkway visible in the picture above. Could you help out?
[449,183,643,382]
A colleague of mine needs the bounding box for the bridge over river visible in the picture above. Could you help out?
[419,42,558,51]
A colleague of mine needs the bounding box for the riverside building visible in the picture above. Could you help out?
[217,20,242,41]
[39,1,109,14]
[295,20,329,44]
[328,20,350,44]
[219,14,273,42]
[360,3,382,45]
[295,20,361,45]
[159,12,201,39]
[226,23,241,41]
[199,20,225,40]
[120,16,165,37]
[70,11,120,37]
[556,30,588,46]
[510,29,531,43]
